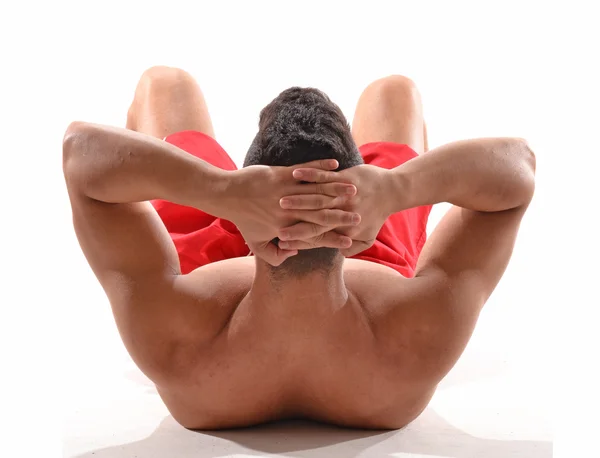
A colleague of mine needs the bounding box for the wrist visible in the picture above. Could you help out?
[386,167,412,214]
[192,164,233,218]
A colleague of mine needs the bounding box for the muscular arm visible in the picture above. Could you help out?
[391,137,536,278]
[392,137,535,213]
[388,138,536,380]
[63,122,227,212]
[63,123,233,382]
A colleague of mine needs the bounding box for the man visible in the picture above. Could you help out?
[63,66,536,430]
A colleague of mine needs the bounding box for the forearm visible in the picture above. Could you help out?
[62,122,228,213]
[390,137,536,212]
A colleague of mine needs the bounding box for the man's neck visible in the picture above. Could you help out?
[247,259,349,315]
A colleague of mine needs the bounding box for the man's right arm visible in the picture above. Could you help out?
[390,137,536,381]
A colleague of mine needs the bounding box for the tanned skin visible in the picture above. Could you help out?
[63,68,535,430]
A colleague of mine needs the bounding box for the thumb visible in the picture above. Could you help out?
[340,241,368,258]
[253,241,298,266]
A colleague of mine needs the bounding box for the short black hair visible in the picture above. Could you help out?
[243,87,363,276]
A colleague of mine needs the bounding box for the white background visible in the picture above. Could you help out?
[1,1,598,457]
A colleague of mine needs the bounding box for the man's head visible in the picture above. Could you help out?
[244,87,363,276]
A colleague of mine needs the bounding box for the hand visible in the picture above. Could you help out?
[277,164,396,257]
[218,159,362,266]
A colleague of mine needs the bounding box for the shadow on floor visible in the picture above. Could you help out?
[71,353,550,457]
[73,408,552,458]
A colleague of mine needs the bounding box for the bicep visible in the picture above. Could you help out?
[65,184,189,380]
[66,185,181,285]
[415,204,529,307]
[407,204,530,380]
[65,165,230,381]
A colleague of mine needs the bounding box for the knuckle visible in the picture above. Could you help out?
[333,233,345,244]
[273,169,286,184]
[311,222,320,236]
[325,234,337,248]
[302,169,313,181]
[333,196,346,209]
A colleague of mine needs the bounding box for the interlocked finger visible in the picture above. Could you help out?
[291,159,339,172]
[278,232,353,250]
[286,181,356,197]
[247,240,298,266]
[278,222,327,241]
[280,194,349,210]
[292,168,345,184]
[288,209,361,230]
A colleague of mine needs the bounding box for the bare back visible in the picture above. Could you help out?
[156,257,438,430]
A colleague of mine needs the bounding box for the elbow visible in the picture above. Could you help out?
[514,137,537,174]
[62,121,87,158]
[62,121,89,179]
[512,137,537,204]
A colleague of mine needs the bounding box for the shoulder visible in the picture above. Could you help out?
[174,257,255,327]
[343,258,421,316]
[345,259,457,378]
[136,258,255,384]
